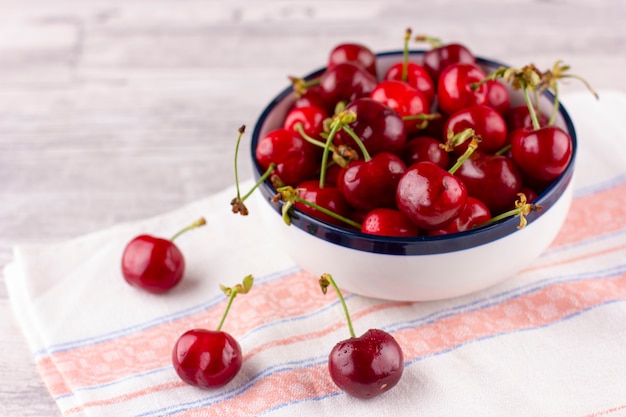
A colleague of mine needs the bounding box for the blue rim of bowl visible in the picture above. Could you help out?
[251,50,577,256]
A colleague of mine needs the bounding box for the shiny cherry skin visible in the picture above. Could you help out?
[334,98,407,156]
[423,42,476,82]
[428,197,491,235]
[383,62,435,106]
[329,328,404,399]
[328,43,377,77]
[483,80,511,116]
[172,329,242,389]
[444,105,508,155]
[401,136,450,170]
[294,180,353,227]
[396,161,468,230]
[320,62,378,107]
[454,151,523,215]
[511,125,573,183]
[437,63,488,115]
[506,105,549,132]
[292,85,333,115]
[255,128,320,186]
[370,80,431,135]
[338,152,406,212]
[121,235,184,294]
[283,105,328,138]
[361,208,419,237]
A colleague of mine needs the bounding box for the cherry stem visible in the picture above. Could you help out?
[217,275,254,331]
[414,34,443,49]
[548,82,559,126]
[319,110,358,188]
[448,137,479,175]
[273,186,362,229]
[289,76,321,97]
[294,123,327,148]
[341,125,371,161]
[231,162,276,216]
[494,144,512,156]
[480,193,542,229]
[319,273,356,338]
[402,113,440,130]
[233,125,246,202]
[402,28,412,82]
[170,217,207,241]
[522,87,541,131]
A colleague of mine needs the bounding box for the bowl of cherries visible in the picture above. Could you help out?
[244,34,585,302]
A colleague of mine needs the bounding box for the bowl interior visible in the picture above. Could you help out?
[250,50,577,256]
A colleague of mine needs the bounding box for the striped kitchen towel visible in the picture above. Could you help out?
[4,90,626,417]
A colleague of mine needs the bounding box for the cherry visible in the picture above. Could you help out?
[319,62,378,107]
[415,35,476,82]
[401,136,450,170]
[482,80,511,116]
[121,217,206,294]
[255,127,320,186]
[290,180,355,227]
[291,83,333,115]
[428,197,491,235]
[338,152,406,212]
[334,98,407,156]
[361,208,419,237]
[370,80,432,135]
[320,273,404,399]
[443,105,508,155]
[327,43,377,77]
[283,105,328,139]
[454,151,523,215]
[510,125,572,183]
[437,63,488,115]
[172,275,253,388]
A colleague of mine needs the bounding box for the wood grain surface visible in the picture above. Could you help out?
[1,1,624,415]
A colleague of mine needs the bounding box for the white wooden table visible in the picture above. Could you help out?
[1,1,624,415]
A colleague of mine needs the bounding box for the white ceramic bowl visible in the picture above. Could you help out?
[250,51,577,301]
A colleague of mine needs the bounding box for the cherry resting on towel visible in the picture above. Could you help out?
[121,217,206,294]
[320,273,404,398]
[172,275,253,388]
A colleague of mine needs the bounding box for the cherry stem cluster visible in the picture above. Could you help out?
[170,217,207,241]
[481,193,542,229]
[319,110,362,188]
[319,273,356,338]
[217,275,254,332]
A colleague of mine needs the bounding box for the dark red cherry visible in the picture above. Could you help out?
[506,105,549,132]
[437,63,488,115]
[334,98,407,156]
[454,151,523,215]
[172,329,242,389]
[483,80,511,116]
[284,105,328,138]
[401,136,450,170]
[511,125,573,183]
[320,62,378,107]
[121,235,184,294]
[329,328,404,399]
[396,161,468,230]
[443,105,508,154]
[338,152,406,212]
[361,208,419,237]
[383,62,435,106]
[370,80,431,135]
[328,43,377,77]
[294,180,353,226]
[255,128,320,186]
[428,196,491,235]
[292,85,333,114]
[421,41,476,82]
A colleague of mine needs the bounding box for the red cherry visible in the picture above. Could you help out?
[327,43,377,77]
[172,275,253,389]
[428,197,491,235]
[338,152,406,212]
[293,180,353,226]
[483,80,511,116]
[454,151,523,215]
[511,125,573,183]
[437,63,488,115]
[383,61,435,106]
[292,85,333,114]
[443,105,508,154]
[506,105,549,132]
[319,62,378,107]
[361,208,419,237]
[370,80,431,135]
[396,161,468,230]
[172,329,242,388]
[283,105,328,138]
[255,128,320,186]
[421,41,476,82]
[320,274,404,399]
[401,136,450,170]
[121,218,205,294]
[334,98,407,156]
